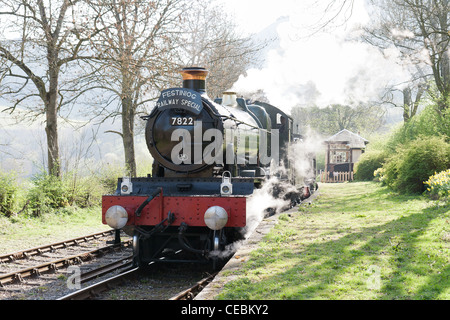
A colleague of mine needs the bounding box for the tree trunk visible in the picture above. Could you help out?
[122,96,137,177]
[402,87,412,122]
[45,43,61,177]
[45,97,60,177]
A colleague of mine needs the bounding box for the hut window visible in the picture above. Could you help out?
[331,151,348,163]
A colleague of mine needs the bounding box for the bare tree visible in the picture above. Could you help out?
[0,0,100,177]
[84,0,188,177]
[178,1,264,98]
[363,0,449,115]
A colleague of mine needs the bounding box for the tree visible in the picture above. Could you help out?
[87,0,263,177]
[178,1,264,99]
[363,0,449,116]
[292,103,385,136]
[0,0,100,177]
[86,0,187,177]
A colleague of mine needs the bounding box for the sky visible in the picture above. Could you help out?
[218,0,409,112]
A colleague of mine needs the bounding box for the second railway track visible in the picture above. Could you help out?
[0,229,222,300]
[0,230,133,300]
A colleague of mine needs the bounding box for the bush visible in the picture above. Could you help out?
[354,150,388,181]
[425,169,450,201]
[27,172,71,216]
[0,171,19,217]
[380,136,450,194]
[386,104,450,153]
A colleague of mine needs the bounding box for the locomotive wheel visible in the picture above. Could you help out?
[132,233,141,268]
[212,233,220,270]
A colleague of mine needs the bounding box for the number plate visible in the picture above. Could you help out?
[171,117,194,126]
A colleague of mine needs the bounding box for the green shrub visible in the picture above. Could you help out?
[0,171,18,217]
[386,104,450,153]
[354,150,388,181]
[64,173,105,208]
[27,172,71,216]
[97,164,127,195]
[380,136,450,194]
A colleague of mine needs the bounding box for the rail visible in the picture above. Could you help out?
[169,273,217,300]
[0,230,116,263]
[58,266,139,300]
[0,241,131,286]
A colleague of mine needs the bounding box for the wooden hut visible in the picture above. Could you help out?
[322,129,369,182]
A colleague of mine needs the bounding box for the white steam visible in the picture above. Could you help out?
[208,176,292,259]
[229,2,411,113]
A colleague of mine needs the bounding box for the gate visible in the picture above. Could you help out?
[319,171,354,183]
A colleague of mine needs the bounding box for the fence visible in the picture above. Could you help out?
[319,171,354,183]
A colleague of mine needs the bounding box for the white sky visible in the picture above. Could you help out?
[218,0,409,112]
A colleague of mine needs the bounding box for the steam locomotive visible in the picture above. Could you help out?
[102,67,316,267]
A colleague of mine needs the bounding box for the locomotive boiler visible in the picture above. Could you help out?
[102,67,314,267]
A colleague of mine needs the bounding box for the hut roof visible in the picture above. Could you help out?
[325,129,369,149]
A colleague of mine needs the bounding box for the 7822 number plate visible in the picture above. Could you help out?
[171,117,194,126]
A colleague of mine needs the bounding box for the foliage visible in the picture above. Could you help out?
[0,160,153,219]
[425,169,450,201]
[291,103,385,137]
[26,166,127,216]
[26,173,72,216]
[386,104,450,152]
[354,150,388,181]
[380,136,450,194]
[0,171,19,217]
[65,173,106,208]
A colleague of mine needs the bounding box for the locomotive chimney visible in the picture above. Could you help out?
[180,67,208,94]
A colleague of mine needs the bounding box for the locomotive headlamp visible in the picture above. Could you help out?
[204,206,228,230]
[220,171,233,196]
[105,205,128,229]
[121,177,132,195]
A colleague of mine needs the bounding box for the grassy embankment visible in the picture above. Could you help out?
[217,182,450,300]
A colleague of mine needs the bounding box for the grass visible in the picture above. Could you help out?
[217,182,450,300]
[0,206,110,254]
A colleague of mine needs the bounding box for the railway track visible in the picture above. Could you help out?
[0,230,133,299]
[0,241,131,287]
[0,230,117,263]
[169,272,217,300]
[58,264,138,300]
[60,266,218,300]
[0,229,218,300]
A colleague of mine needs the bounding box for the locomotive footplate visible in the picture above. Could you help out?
[114,176,255,196]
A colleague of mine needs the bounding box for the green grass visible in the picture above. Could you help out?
[217,182,450,300]
[0,206,109,254]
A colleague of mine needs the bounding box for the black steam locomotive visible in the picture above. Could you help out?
[102,67,316,267]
